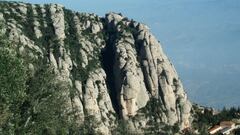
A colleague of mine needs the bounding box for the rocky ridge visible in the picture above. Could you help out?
[0,1,192,134]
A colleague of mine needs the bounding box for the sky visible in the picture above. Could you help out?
[7,0,240,109]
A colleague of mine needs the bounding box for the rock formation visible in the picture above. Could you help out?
[0,1,192,134]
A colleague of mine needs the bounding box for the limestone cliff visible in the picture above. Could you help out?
[0,1,192,134]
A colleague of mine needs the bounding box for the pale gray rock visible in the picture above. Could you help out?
[32,6,42,38]
[49,4,65,40]
[49,52,58,68]
[111,28,150,119]
[106,12,192,130]
[0,13,4,20]
[106,12,123,23]
[17,4,27,15]
[91,23,101,34]
[84,20,91,28]
[83,68,116,134]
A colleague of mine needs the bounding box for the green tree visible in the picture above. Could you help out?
[21,65,71,134]
[113,120,132,135]
[235,128,240,135]
[0,20,76,134]
[0,20,28,134]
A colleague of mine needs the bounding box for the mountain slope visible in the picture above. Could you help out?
[0,1,191,134]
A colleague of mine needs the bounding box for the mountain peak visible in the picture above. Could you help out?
[0,1,191,134]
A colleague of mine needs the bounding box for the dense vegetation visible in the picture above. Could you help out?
[0,22,72,134]
[0,35,27,134]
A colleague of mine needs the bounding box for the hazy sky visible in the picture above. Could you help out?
[7,0,240,109]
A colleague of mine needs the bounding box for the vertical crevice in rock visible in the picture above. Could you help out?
[101,18,120,117]
[63,9,81,80]
[35,5,45,38]
[134,39,153,95]
[25,4,36,41]
[129,22,155,97]
[43,5,55,64]
[158,77,167,110]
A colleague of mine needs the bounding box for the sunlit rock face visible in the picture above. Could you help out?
[0,2,192,134]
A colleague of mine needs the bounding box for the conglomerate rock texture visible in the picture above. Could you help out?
[0,1,192,134]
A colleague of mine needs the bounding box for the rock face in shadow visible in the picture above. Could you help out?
[0,2,192,134]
